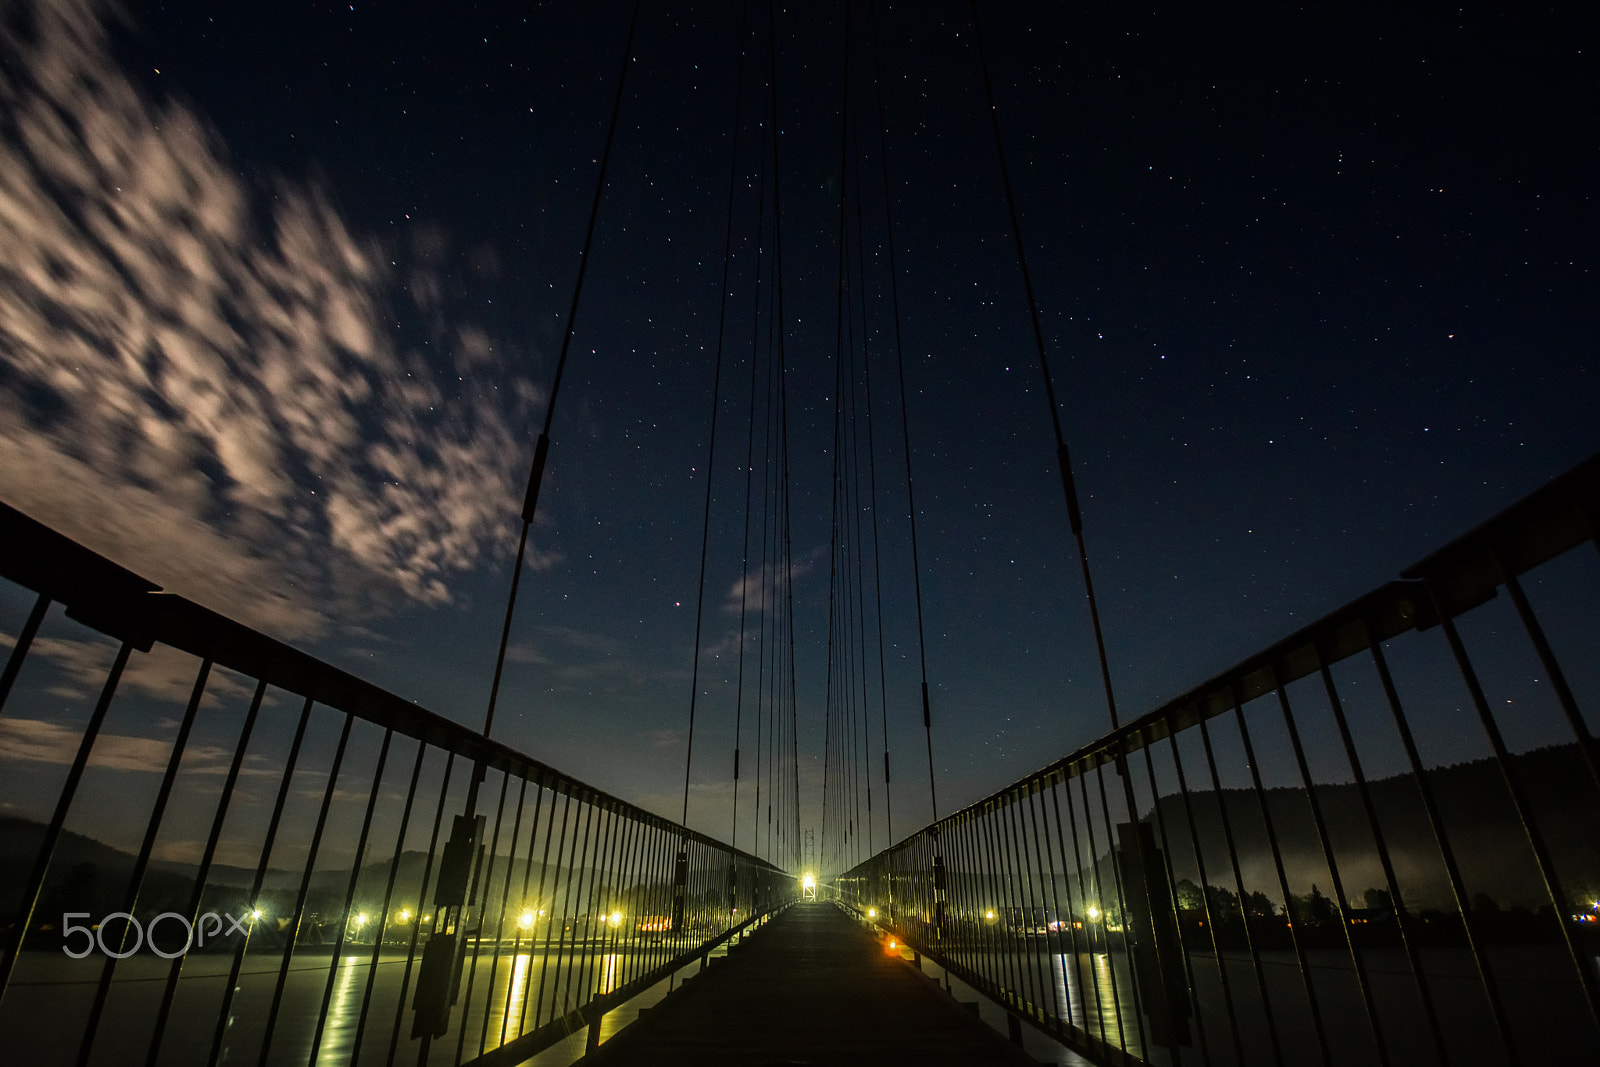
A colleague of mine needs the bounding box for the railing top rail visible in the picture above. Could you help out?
[0,499,787,872]
[921,450,1600,831]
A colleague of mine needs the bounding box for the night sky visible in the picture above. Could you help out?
[1,0,1594,868]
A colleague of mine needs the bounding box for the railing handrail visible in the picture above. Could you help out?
[892,450,1600,842]
[0,498,786,873]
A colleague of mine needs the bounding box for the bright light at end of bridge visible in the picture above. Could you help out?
[867,907,876,919]
[802,874,816,890]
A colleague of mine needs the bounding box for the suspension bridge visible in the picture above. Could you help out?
[2,0,1599,1065]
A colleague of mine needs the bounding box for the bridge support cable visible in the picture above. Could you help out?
[764,0,805,875]
[730,49,773,861]
[678,0,754,837]
[965,1,1120,738]
[409,1,642,1051]
[964,9,1201,1046]
[856,0,944,925]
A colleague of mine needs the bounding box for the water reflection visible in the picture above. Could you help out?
[315,955,362,1064]
[1046,951,1143,1059]
[500,952,532,1047]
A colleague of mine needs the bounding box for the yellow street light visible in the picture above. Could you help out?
[519,911,535,930]
[1086,906,1101,922]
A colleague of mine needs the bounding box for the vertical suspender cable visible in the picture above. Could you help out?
[679,0,753,830]
[732,58,772,855]
[765,0,803,873]
[866,0,938,826]
[482,0,644,754]
[966,0,1120,732]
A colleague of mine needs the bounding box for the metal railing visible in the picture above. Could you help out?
[0,501,794,1065]
[838,453,1600,1067]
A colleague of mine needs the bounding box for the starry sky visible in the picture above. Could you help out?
[0,0,1594,867]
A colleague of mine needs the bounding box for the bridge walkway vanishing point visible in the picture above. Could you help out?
[585,901,1054,1067]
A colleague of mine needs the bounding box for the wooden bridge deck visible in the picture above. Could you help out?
[584,902,1045,1066]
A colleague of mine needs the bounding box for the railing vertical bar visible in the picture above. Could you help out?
[962,810,996,1000]
[1007,791,1048,1023]
[1498,561,1600,795]
[258,710,355,1067]
[1088,761,1144,1053]
[933,816,961,979]
[979,807,1019,1011]
[0,591,49,717]
[0,638,131,1001]
[1046,776,1089,1032]
[145,676,269,1067]
[545,792,590,1027]
[1022,785,1066,1029]
[521,785,568,1036]
[1196,713,1285,1067]
[642,820,672,982]
[1229,688,1332,1067]
[1065,766,1113,1047]
[1430,601,1600,1038]
[77,656,214,1067]
[452,769,512,1064]
[209,694,316,1067]
[613,806,645,992]
[582,801,618,1006]
[350,739,428,1066]
[981,802,1022,1014]
[1134,740,1209,1067]
[574,803,619,1006]
[476,774,528,1056]
[497,774,547,1048]
[1163,732,1246,1066]
[309,726,395,1064]
[385,750,458,1067]
[1271,676,1389,1065]
[1369,632,1521,1064]
[634,819,663,986]
[1315,657,1451,1066]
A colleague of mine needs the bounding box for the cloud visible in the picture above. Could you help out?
[0,715,237,774]
[720,551,822,617]
[0,0,553,639]
[646,728,684,750]
[21,635,256,704]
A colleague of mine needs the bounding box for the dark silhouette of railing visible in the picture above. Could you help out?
[0,503,794,1066]
[837,454,1600,1067]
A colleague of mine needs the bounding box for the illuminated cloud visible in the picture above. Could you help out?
[0,0,551,640]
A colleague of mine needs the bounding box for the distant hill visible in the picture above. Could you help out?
[1144,742,1600,911]
[0,814,672,933]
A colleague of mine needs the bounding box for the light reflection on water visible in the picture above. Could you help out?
[500,952,532,1047]
[1046,951,1142,1059]
[313,955,362,1066]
